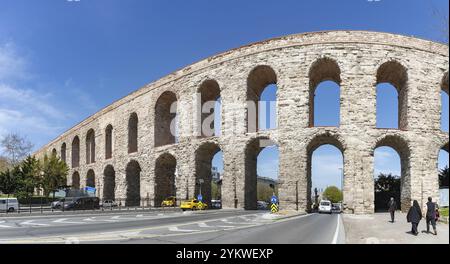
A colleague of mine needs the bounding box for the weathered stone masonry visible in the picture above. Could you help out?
[35,31,449,214]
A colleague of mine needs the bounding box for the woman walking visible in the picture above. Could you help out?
[407,200,422,236]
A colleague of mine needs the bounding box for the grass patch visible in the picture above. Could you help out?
[440,208,449,217]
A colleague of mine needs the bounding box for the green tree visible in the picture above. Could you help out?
[16,156,41,199]
[439,166,449,188]
[0,168,19,195]
[322,186,343,203]
[40,154,68,199]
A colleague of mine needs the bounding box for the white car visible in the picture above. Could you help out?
[0,198,19,212]
[318,200,332,214]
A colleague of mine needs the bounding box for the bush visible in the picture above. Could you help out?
[17,196,59,205]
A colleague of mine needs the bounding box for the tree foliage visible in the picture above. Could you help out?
[322,186,343,203]
[439,166,449,188]
[40,154,68,198]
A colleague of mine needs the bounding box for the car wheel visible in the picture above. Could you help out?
[8,207,15,212]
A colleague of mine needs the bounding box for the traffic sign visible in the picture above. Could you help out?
[85,186,96,193]
[271,195,278,204]
[271,203,279,213]
[197,194,203,202]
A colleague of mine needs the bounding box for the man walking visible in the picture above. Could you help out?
[426,197,438,235]
[387,197,396,223]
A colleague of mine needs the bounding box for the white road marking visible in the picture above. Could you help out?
[221,219,249,225]
[331,214,340,244]
[198,222,211,228]
[136,214,143,217]
[0,221,13,228]
[168,226,199,232]
[20,220,49,226]
[83,217,117,222]
[53,218,86,225]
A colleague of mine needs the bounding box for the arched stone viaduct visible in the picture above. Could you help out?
[34,31,449,214]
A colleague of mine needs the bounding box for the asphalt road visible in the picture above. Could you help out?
[0,210,344,244]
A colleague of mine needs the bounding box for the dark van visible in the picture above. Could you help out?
[63,197,100,210]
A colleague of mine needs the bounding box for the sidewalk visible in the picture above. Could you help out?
[343,212,449,244]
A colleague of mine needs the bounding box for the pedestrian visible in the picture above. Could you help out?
[406,200,422,236]
[425,197,438,235]
[387,197,397,223]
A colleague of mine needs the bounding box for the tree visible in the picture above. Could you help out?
[0,168,19,195]
[374,173,401,211]
[40,154,68,199]
[1,133,34,166]
[439,166,449,188]
[374,173,401,193]
[0,156,10,173]
[16,156,41,199]
[322,186,343,203]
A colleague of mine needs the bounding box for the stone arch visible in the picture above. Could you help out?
[246,65,277,133]
[154,153,177,206]
[155,91,178,147]
[71,136,80,168]
[198,80,221,137]
[61,143,66,163]
[441,71,448,95]
[306,132,345,212]
[128,113,138,153]
[441,72,449,132]
[86,169,95,188]
[51,148,57,157]
[86,129,95,164]
[105,124,113,159]
[244,136,278,209]
[72,171,80,189]
[376,60,408,130]
[103,165,115,200]
[194,142,222,205]
[126,160,141,206]
[308,57,341,127]
[373,134,411,212]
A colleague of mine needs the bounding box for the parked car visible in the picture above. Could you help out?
[63,197,100,210]
[332,203,342,213]
[0,197,19,212]
[319,200,332,214]
[210,199,222,209]
[161,196,177,207]
[257,201,269,210]
[51,198,67,209]
[101,199,118,208]
[180,199,207,211]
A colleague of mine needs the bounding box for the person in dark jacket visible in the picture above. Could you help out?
[387,197,397,223]
[425,197,437,235]
[406,200,422,236]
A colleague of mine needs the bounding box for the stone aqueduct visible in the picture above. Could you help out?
[35,31,449,214]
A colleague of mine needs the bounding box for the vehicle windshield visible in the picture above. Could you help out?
[320,202,331,206]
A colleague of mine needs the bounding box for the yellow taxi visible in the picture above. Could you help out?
[180,199,207,211]
[161,196,177,207]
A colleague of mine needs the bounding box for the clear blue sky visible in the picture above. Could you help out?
[0,0,448,191]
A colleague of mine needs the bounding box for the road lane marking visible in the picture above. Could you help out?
[168,226,199,232]
[221,219,250,225]
[0,221,14,228]
[83,217,117,222]
[53,218,86,225]
[332,214,340,244]
[198,222,210,228]
[20,220,50,226]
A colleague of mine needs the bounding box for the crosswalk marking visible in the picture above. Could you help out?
[20,220,49,226]
[53,218,85,225]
